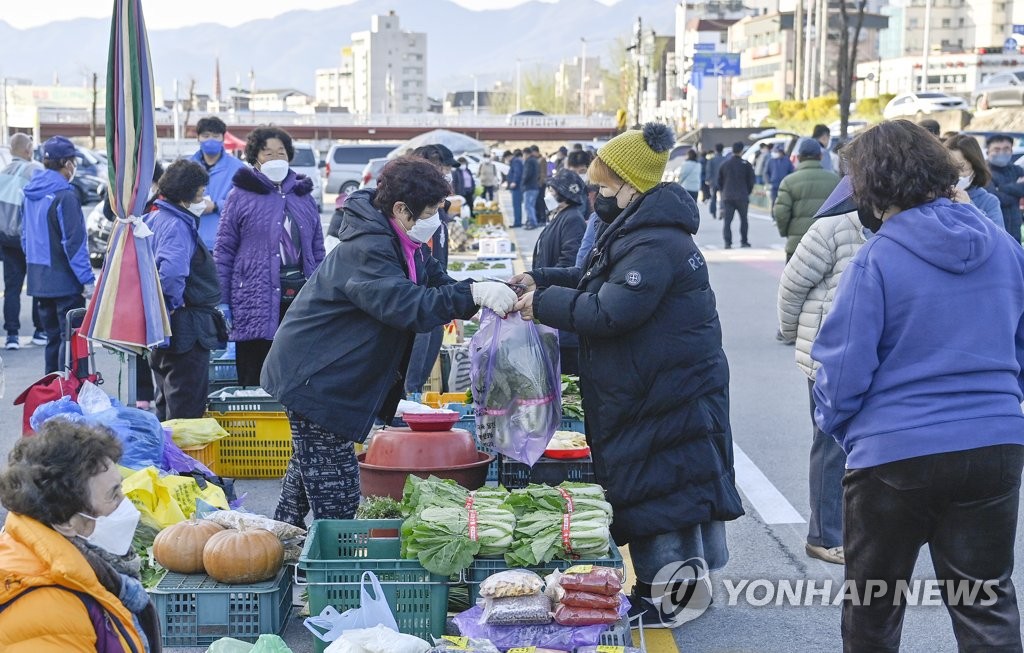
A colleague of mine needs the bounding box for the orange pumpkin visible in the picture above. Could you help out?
[202,527,284,584]
[152,517,225,574]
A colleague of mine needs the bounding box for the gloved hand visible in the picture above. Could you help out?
[472,282,518,318]
[83,283,95,300]
[218,303,233,331]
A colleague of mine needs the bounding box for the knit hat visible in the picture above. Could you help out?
[596,122,675,192]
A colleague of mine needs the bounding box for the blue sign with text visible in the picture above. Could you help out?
[692,52,741,77]
[693,42,716,52]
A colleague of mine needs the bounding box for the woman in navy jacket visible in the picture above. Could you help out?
[261,157,517,527]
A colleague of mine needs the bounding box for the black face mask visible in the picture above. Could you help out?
[858,205,883,232]
[594,193,622,224]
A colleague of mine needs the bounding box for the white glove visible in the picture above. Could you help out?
[83,283,96,300]
[472,281,518,318]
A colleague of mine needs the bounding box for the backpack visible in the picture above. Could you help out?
[0,160,32,245]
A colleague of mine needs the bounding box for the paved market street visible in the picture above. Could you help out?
[1,197,1021,652]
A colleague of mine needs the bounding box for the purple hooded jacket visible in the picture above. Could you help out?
[215,166,326,341]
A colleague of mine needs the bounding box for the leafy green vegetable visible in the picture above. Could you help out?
[505,509,612,567]
[401,475,510,516]
[561,375,584,420]
[503,483,612,519]
[356,496,404,520]
[132,522,166,589]
[401,506,517,576]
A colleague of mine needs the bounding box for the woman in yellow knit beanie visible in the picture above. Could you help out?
[511,122,742,628]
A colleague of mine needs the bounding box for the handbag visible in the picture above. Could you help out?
[280,264,306,304]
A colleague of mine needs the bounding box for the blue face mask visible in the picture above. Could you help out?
[200,139,224,157]
[990,153,1013,168]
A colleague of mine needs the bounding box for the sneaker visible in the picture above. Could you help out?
[724,244,732,249]
[627,577,713,629]
[741,242,752,248]
[806,543,845,565]
[31,330,47,346]
[5,335,19,350]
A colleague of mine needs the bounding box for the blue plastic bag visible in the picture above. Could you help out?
[89,406,166,469]
[29,396,85,431]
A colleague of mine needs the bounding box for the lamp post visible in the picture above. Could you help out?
[921,0,934,91]
[472,74,479,116]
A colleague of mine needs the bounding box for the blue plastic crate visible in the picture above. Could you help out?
[148,567,292,647]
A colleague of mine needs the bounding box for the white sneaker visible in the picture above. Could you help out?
[5,336,20,350]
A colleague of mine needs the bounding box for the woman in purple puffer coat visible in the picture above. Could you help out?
[214,127,326,386]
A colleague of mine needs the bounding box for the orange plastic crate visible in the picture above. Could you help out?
[205,410,292,479]
[181,440,221,476]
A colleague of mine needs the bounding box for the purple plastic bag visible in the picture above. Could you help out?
[161,427,215,477]
[470,310,561,466]
[452,594,630,650]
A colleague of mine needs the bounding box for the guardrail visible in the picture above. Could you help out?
[35,108,616,130]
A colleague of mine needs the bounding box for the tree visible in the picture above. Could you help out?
[521,66,564,114]
[599,34,634,115]
[836,0,868,139]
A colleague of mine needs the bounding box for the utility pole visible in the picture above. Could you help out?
[172,79,181,143]
[515,59,522,113]
[921,0,933,91]
[634,17,643,125]
[90,72,98,149]
[580,38,587,116]
[182,78,196,137]
[817,0,827,97]
[804,0,815,100]
[472,75,478,116]
[794,0,804,99]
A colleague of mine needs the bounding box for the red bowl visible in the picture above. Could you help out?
[365,427,478,468]
[544,446,591,460]
[402,411,460,432]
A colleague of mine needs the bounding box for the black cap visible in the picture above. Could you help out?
[411,143,457,167]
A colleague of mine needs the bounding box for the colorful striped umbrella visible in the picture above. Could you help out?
[80,0,171,354]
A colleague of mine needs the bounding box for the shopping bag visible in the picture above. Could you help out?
[304,571,399,643]
[121,465,229,529]
[162,417,229,448]
[469,310,561,466]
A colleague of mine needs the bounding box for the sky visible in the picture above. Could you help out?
[2,0,619,30]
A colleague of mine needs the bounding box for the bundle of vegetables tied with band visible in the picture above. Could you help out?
[503,483,614,567]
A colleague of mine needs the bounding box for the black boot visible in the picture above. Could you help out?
[627,578,713,629]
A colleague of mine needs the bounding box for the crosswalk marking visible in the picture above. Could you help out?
[733,444,806,525]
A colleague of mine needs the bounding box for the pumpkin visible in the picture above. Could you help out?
[152,517,225,574]
[202,527,284,584]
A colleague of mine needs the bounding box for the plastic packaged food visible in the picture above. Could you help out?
[555,566,623,596]
[479,570,545,599]
[550,588,621,610]
[479,593,553,626]
[575,647,644,653]
[426,635,500,652]
[553,604,621,626]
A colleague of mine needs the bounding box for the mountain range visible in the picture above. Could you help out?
[0,0,676,101]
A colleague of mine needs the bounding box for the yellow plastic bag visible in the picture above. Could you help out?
[163,417,229,448]
[120,465,229,529]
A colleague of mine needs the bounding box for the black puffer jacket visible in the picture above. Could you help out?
[261,189,478,439]
[531,183,744,544]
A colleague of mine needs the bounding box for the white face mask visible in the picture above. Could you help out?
[188,200,207,216]
[544,193,560,212]
[260,159,289,184]
[76,497,141,556]
[443,172,454,184]
[408,211,441,243]
[955,174,973,191]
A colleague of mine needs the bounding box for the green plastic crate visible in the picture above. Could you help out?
[466,544,625,604]
[148,567,292,647]
[298,519,449,652]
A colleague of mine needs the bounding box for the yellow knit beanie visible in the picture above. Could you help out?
[597,122,675,193]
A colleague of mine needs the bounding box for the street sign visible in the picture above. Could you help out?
[693,42,716,52]
[692,53,741,77]
[1014,24,1024,35]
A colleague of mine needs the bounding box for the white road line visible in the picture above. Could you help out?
[733,443,806,524]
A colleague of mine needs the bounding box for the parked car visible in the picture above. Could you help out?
[742,129,802,165]
[85,199,111,267]
[324,143,400,194]
[289,142,323,211]
[882,92,968,120]
[972,71,1024,110]
[358,157,390,190]
[454,152,510,180]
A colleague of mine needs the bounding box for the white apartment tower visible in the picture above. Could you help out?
[350,11,427,114]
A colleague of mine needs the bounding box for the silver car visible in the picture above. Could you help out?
[358,157,390,190]
[325,143,400,194]
[289,142,323,211]
[973,71,1024,110]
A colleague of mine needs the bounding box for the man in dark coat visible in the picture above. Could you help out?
[718,142,756,249]
[986,134,1024,243]
[512,124,743,627]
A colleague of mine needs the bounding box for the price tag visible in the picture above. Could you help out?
[508,648,537,653]
[596,647,626,653]
[468,509,479,542]
[565,564,594,574]
[441,636,470,649]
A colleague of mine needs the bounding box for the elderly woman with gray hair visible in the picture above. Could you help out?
[0,420,160,652]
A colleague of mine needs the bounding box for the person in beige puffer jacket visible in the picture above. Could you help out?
[777,207,868,567]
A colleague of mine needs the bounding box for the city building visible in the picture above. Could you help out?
[312,11,427,114]
[351,11,427,114]
[249,89,313,113]
[855,49,1024,100]
[881,0,1024,58]
[555,55,604,114]
[443,90,507,115]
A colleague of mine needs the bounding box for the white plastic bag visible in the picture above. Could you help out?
[304,571,398,643]
[325,625,430,653]
[77,380,113,415]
